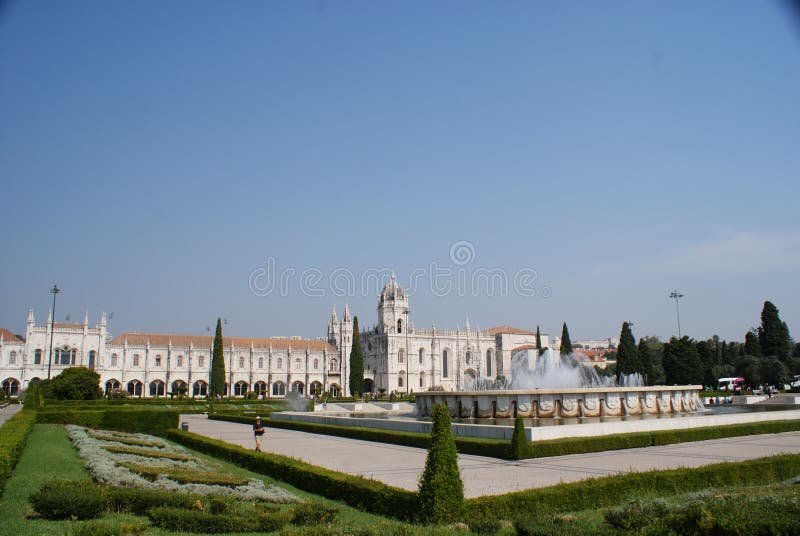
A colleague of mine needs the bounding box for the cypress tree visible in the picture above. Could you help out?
[638,339,654,385]
[616,322,642,378]
[210,318,226,398]
[418,402,464,523]
[508,416,531,460]
[560,323,573,355]
[349,316,364,397]
[535,325,543,355]
[758,301,792,361]
[662,336,703,385]
[744,329,762,357]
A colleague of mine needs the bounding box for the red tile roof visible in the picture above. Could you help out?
[111,332,336,352]
[0,328,23,342]
[485,326,535,336]
[511,344,539,352]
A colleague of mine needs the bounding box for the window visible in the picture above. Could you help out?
[443,350,449,378]
[465,352,472,365]
[419,374,424,388]
[8,351,16,365]
[486,349,493,377]
[2,379,19,396]
[272,382,286,396]
[398,374,404,388]
[149,381,165,397]
[419,348,424,364]
[88,350,96,369]
[132,354,140,367]
[198,356,205,368]
[398,349,404,364]
[34,349,42,364]
[397,319,402,333]
[234,381,248,396]
[313,358,319,369]
[294,358,301,370]
[177,355,183,367]
[155,355,162,367]
[111,354,118,367]
[329,358,338,370]
[239,356,245,369]
[258,357,264,369]
[277,358,283,369]
[59,348,72,365]
[193,380,208,397]
[127,380,143,397]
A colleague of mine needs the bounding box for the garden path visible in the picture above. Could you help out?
[181,414,800,498]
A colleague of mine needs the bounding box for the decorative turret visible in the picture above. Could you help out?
[377,274,409,335]
[327,306,339,346]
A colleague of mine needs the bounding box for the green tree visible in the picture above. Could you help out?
[508,416,531,460]
[616,322,642,379]
[735,355,762,387]
[662,336,703,385]
[349,316,364,397]
[418,403,464,523]
[41,367,102,400]
[744,329,762,357]
[638,339,654,385]
[535,325,543,356]
[210,318,226,398]
[24,378,44,409]
[758,301,792,361]
[697,339,721,388]
[760,356,790,387]
[560,323,573,355]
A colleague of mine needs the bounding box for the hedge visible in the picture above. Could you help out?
[36,408,179,436]
[165,429,418,521]
[0,409,37,496]
[211,413,800,461]
[463,453,800,522]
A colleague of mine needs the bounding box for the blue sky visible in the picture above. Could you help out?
[1,1,799,343]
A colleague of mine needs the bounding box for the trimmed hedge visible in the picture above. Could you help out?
[212,413,800,461]
[29,479,107,520]
[36,408,179,436]
[165,429,418,521]
[463,453,800,522]
[0,409,37,496]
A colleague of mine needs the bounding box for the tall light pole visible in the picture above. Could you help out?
[47,285,61,380]
[669,290,683,338]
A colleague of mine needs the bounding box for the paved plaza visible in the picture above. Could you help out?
[0,403,22,426]
[181,413,800,498]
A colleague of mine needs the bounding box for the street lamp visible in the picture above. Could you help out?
[47,285,61,380]
[669,290,683,338]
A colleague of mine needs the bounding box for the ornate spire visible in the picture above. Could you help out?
[343,303,351,323]
[27,308,34,324]
[83,311,89,326]
[329,306,338,324]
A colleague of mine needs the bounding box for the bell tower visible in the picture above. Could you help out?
[377,274,409,335]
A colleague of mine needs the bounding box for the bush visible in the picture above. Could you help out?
[70,521,147,536]
[166,429,418,521]
[291,502,339,526]
[29,479,108,520]
[37,408,179,435]
[0,410,37,496]
[24,379,44,410]
[508,416,531,460]
[417,403,464,524]
[146,505,293,533]
[40,366,103,400]
[104,486,203,514]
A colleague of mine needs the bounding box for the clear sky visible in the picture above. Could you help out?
[1,1,799,344]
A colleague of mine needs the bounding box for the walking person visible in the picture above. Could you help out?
[253,416,265,451]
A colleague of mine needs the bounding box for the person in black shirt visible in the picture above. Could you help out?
[253,416,265,451]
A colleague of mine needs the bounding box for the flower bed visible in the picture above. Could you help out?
[67,425,298,502]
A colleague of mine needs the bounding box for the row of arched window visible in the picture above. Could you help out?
[394,348,494,378]
[104,378,341,398]
[6,349,98,368]
[101,354,339,372]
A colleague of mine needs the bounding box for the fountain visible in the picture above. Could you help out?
[415,348,702,419]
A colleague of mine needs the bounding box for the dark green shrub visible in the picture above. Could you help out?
[37,408,179,435]
[0,410,37,496]
[508,416,531,460]
[146,506,292,533]
[417,403,464,524]
[29,479,108,520]
[104,486,201,514]
[513,513,590,536]
[70,521,147,536]
[24,379,44,410]
[468,517,507,534]
[291,502,339,525]
[40,366,102,400]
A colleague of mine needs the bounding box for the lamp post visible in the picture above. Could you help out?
[669,290,683,338]
[47,285,61,380]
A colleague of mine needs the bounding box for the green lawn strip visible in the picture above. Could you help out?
[210,413,800,460]
[117,462,250,487]
[102,444,194,461]
[90,432,167,448]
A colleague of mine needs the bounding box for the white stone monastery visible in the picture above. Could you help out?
[0,277,548,398]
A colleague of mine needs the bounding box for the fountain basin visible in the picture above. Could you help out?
[415,386,703,419]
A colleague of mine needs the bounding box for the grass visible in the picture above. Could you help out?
[89,432,166,448]
[102,445,194,461]
[117,462,250,486]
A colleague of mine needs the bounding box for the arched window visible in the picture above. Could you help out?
[198,356,205,368]
[292,381,304,394]
[397,319,403,334]
[127,380,143,397]
[272,381,286,396]
[294,358,301,370]
[177,355,183,367]
[8,351,17,365]
[172,380,187,395]
[398,349,404,364]
[277,358,283,369]
[465,352,472,365]
[88,350,96,369]
[254,381,267,396]
[314,358,319,369]
[419,348,424,364]
[1,378,19,396]
[149,380,165,397]
[398,373,404,388]
[329,358,338,370]
[258,357,264,369]
[132,354,140,367]
[443,350,449,378]
[239,356,245,369]
[193,380,208,397]
[154,355,162,367]
[486,349,493,377]
[419,371,425,388]
[234,381,248,397]
[34,349,42,364]
[105,379,120,393]
[111,354,118,367]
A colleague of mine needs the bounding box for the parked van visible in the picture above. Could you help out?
[717,377,745,392]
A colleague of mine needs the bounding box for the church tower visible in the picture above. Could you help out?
[327,306,339,347]
[378,274,409,335]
